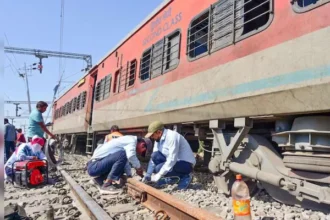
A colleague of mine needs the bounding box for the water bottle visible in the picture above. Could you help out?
[231,174,252,220]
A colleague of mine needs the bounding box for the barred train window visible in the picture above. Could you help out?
[188,0,273,59]
[140,30,181,81]
[128,60,137,87]
[292,0,330,12]
[113,59,137,93]
[76,94,81,110]
[94,74,112,102]
[80,91,87,109]
[140,48,152,81]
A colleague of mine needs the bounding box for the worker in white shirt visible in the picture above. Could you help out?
[143,121,196,190]
[87,136,151,194]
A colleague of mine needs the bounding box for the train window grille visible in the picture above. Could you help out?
[67,102,70,115]
[291,0,330,12]
[94,81,101,102]
[188,0,273,58]
[99,78,106,100]
[140,48,152,81]
[188,11,210,58]
[164,31,180,72]
[68,101,73,114]
[115,60,137,93]
[76,94,81,110]
[72,97,77,112]
[140,31,181,81]
[80,91,87,109]
[128,60,137,87]
[113,70,121,93]
[103,75,111,99]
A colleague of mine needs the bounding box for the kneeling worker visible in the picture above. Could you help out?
[5,137,47,182]
[143,121,196,189]
[87,136,151,194]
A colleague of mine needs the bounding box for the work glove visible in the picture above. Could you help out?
[151,173,162,182]
[142,175,151,183]
[135,167,144,177]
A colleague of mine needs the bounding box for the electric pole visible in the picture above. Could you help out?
[19,63,32,113]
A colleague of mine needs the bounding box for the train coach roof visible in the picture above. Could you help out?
[55,0,172,102]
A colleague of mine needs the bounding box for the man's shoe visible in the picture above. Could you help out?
[92,178,104,187]
[156,176,180,187]
[100,183,122,195]
[177,174,192,190]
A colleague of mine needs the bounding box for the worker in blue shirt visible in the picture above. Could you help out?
[27,101,57,141]
[87,136,152,194]
[143,121,196,190]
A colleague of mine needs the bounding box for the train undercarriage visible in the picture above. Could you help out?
[52,113,330,212]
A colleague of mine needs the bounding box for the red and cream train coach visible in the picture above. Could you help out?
[52,0,330,211]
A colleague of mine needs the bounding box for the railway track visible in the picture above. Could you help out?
[5,154,330,220]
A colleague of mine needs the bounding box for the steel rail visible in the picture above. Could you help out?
[57,166,112,220]
[127,178,222,220]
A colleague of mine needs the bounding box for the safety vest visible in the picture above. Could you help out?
[105,131,123,142]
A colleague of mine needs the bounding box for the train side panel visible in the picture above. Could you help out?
[53,74,91,134]
[91,0,330,131]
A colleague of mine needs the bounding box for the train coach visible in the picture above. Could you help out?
[52,0,330,212]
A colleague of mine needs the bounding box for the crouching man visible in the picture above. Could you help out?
[4,137,47,182]
[143,121,196,190]
[86,136,151,194]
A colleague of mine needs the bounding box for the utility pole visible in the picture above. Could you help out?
[19,63,32,113]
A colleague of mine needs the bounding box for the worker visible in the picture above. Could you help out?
[27,101,57,142]
[87,136,151,194]
[104,125,123,143]
[4,137,47,183]
[143,121,196,190]
[16,128,26,147]
[4,118,17,161]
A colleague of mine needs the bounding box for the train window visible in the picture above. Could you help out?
[104,75,112,99]
[164,31,180,72]
[140,48,152,81]
[95,81,101,102]
[188,0,273,58]
[68,101,72,114]
[81,91,87,108]
[128,60,137,87]
[151,40,164,78]
[113,70,121,93]
[76,94,81,110]
[292,0,330,12]
[188,11,210,59]
[72,98,77,112]
[119,68,127,93]
[99,78,105,100]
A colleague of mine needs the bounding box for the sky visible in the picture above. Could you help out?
[4,0,163,131]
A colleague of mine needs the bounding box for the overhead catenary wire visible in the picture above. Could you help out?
[45,0,65,123]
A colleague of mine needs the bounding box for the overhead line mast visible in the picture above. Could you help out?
[4,46,92,72]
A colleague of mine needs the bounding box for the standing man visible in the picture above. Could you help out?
[143,121,196,190]
[4,118,16,160]
[27,101,57,141]
[104,125,123,143]
[87,136,151,194]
